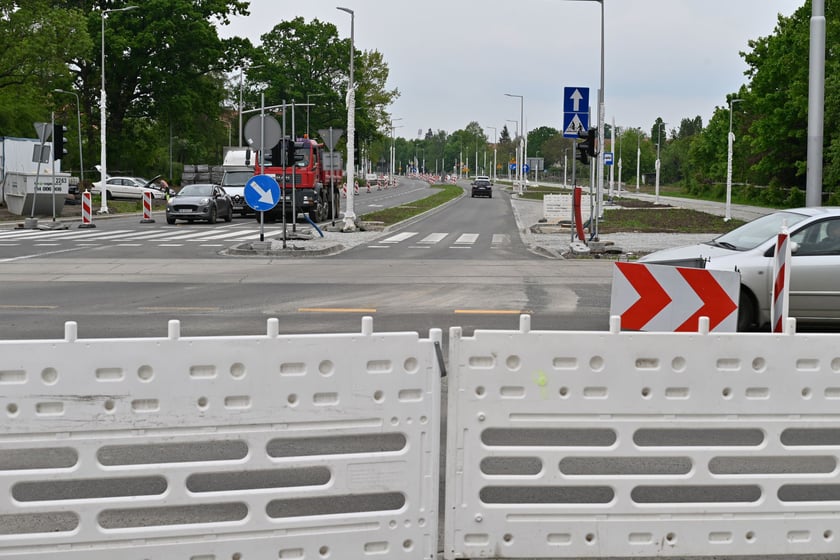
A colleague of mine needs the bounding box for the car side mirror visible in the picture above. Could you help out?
[790,241,800,254]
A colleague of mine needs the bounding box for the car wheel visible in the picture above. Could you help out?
[224,206,233,222]
[737,287,757,332]
[208,206,217,224]
[106,190,114,201]
[166,216,176,225]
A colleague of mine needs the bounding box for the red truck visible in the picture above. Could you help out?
[255,137,343,223]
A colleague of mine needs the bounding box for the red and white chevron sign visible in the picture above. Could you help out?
[610,262,741,332]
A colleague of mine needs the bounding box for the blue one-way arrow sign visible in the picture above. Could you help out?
[245,174,281,211]
[563,86,590,138]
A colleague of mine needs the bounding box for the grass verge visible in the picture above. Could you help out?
[360,184,462,227]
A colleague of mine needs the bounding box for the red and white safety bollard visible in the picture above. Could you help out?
[771,227,791,333]
[341,184,347,198]
[354,180,359,195]
[78,190,96,228]
[140,190,156,223]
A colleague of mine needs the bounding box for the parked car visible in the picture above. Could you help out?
[90,176,166,200]
[471,176,493,198]
[166,183,233,224]
[639,207,840,331]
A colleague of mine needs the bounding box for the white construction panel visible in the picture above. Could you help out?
[445,315,840,559]
[0,318,441,560]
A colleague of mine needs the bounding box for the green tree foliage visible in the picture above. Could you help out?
[526,126,559,162]
[0,1,91,136]
[254,16,398,156]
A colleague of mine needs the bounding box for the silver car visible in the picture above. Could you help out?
[639,206,840,331]
[166,184,233,224]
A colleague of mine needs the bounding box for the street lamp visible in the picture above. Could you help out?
[487,126,497,182]
[564,0,604,228]
[505,93,524,192]
[52,89,84,187]
[100,5,137,214]
[506,119,518,181]
[336,6,356,230]
[725,98,743,221]
[238,64,264,147]
[389,116,403,186]
[655,121,667,204]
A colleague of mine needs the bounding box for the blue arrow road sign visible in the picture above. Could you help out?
[563,86,590,138]
[245,174,281,211]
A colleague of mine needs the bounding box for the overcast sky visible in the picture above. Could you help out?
[218,0,805,140]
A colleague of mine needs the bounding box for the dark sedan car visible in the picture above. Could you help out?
[166,183,233,224]
[471,176,493,198]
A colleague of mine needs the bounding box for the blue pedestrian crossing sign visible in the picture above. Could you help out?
[563,87,590,138]
[245,174,281,211]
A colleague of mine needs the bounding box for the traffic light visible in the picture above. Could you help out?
[53,124,68,160]
[575,127,598,165]
[575,129,590,165]
[286,138,296,166]
[586,127,598,157]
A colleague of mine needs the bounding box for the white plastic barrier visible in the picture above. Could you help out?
[445,315,840,559]
[0,318,441,560]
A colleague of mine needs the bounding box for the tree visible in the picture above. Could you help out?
[254,17,398,161]
[62,0,251,177]
[0,1,91,136]
[527,126,560,163]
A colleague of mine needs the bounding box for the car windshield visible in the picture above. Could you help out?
[178,184,213,197]
[711,210,810,250]
[222,171,253,186]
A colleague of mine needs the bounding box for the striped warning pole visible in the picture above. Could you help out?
[140,190,156,223]
[78,190,96,228]
[771,225,791,333]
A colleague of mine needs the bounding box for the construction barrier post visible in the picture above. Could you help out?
[140,190,156,223]
[78,190,96,229]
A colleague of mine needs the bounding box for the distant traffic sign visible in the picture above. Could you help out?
[245,174,281,212]
[604,152,614,165]
[563,87,590,138]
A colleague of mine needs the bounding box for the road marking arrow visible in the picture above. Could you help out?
[248,179,275,205]
[615,262,672,330]
[675,268,738,332]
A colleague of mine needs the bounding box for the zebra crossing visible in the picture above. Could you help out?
[366,231,511,250]
[0,225,513,252]
[0,225,282,247]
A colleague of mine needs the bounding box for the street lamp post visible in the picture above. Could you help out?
[506,119,518,182]
[336,6,356,230]
[655,121,667,204]
[100,5,137,214]
[725,98,743,221]
[53,89,84,187]
[389,117,402,185]
[487,126,497,182]
[564,0,604,231]
[505,93,524,193]
[238,64,264,147]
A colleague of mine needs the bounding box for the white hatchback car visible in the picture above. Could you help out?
[639,206,840,331]
[90,176,166,200]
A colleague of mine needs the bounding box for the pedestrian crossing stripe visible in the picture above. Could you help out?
[0,228,513,248]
